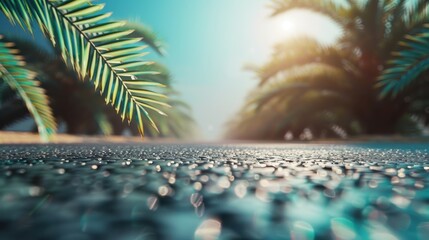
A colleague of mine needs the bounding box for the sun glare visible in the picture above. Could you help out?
[280,19,297,34]
[271,10,341,45]
[271,14,300,39]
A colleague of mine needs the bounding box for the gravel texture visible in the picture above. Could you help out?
[0,143,428,240]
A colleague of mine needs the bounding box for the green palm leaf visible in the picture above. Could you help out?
[402,0,429,28]
[124,21,166,56]
[0,38,56,141]
[0,0,167,135]
[94,110,113,135]
[378,24,429,97]
[148,93,195,138]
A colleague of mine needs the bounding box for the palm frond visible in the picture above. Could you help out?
[229,0,429,140]
[257,37,347,84]
[141,88,195,138]
[403,0,429,27]
[251,63,352,109]
[124,21,166,56]
[228,89,356,140]
[228,62,357,140]
[270,0,348,24]
[94,110,113,135]
[378,24,429,97]
[0,0,168,135]
[131,62,171,86]
[0,38,56,141]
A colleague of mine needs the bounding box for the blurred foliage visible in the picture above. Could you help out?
[0,0,195,139]
[0,34,195,139]
[0,0,173,140]
[0,37,56,141]
[228,0,429,140]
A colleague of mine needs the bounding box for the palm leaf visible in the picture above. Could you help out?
[0,0,168,135]
[257,37,348,85]
[129,62,171,86]
[378,24,429,97]
[402,0,429,28]
[150,95,195,138]
[0,38,56,141]
[124,21,166,56]
[251,63,352,109]
[270,0,348,24]
[94,110,113,135]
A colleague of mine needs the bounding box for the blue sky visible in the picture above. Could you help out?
[1,0,340,139]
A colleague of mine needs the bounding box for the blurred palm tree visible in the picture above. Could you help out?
[228,0,429,140]
[0,0,170,140]
[0,37,56,142]
[0,22,195,138]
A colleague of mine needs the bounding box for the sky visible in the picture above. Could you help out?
[1,0,341,139]
[101,0,341,139]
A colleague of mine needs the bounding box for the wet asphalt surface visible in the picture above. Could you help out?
[0,143,428,240]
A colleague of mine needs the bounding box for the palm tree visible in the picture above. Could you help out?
[228,0,429,140]
[0,30,195,138]
[0,37,56,141]
[0,0,168,140]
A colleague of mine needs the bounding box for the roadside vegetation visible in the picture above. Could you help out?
[228,0,429,140]
[0,0,194,141]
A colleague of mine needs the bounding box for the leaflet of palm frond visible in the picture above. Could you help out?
[0,0,168,135]
[141,116,163,137]
[258,37,345,84]
[378,24,429,97]
[252,63,352,108]
[0,38,56,141]
[124,21,166,56]
[129,62,171,86]
[4,38,92,131]
[401,0,429,28]
[166,108,195,134]
[143,97,195,138]
[167,111,194,137]
[15,41,112,135]
[398,73,429,98]
[270,0,348,25]
[0,36,55,64]
[162,87,182,96]
[94,110,113,135]
[168,99,193,112]
[27,57,115,135]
